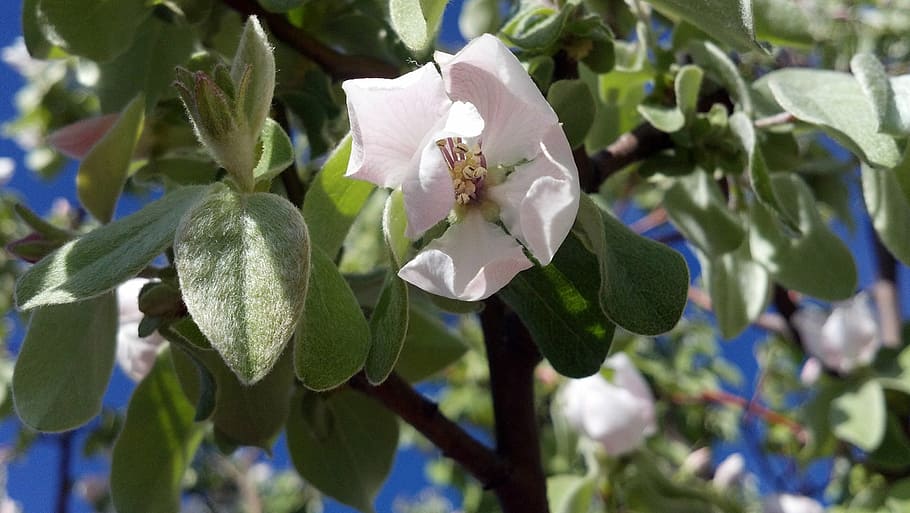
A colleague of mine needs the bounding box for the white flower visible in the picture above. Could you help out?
[799,356,822,385]
[681,447,712,476]
[713,453,745,488]
[762,494,825,513]
[0,158,13,187]
[342,34,579,301]
[116,278,165,382]
[793,292,881,374]
[560,353,656,456]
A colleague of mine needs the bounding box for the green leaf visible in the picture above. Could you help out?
[296,247,371,391]
[16,186,207,310]
[383,189,409,267]
[644,0,761,52]
[500,232,616,378]
[548,79,596,150]
[886,479,910,513]
[253,118,295,184]
[548,474,598,513]
[96,17,195,112]
[395,304,467,382]
[168,322,294,450]
[76,94,145,224]
[663,169,744,256]
[258,0,305,12]
[365,272,409,384]
[389,0,448,56]
[831,378,886,451]
[458,0,500,39]
[35,0,152,61]
[729,112,796,230]
[637,103,685,133]
[12,293,117,432]
[696,240,771,339]
[753,0,813,48]
[111,350,204,513]
[174,185,310,384]
[286,389,398,513]
[689,40,753,115]
[598,204,689,335]
[767,68,900,169]
[303,136,375,258]
[851,53,910,136]
[232,16,276,141]
[867,414,910,472]
[748,174,857,300]
[22,0,55,59]
[862,164,910,267]
[675,65,703,120]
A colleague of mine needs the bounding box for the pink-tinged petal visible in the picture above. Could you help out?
[488,124,579,265]
[46,113,120,159]
[438,34,557,165]
[342,64,451,188]
[402,101,484,238]
[398,210,532,301]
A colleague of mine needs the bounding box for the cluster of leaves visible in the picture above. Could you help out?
[5,0,910,513]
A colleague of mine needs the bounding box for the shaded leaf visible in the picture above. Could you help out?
[286,389,398,513]
[548,79,596,149]
[12,293,117,431]
[663,169,744,256]
[296,247,371,391]
[862,164,910,267]
[111,350,204,513]
[36,0,152,61]
[696,240,771,339]
[395,304,467,382]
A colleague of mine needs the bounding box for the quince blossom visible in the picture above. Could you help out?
[342,34,579,301]
[560,353,656,456]
[116,278,165,382]
[792,292,881,374]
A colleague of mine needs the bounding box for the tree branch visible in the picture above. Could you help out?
[586,123,671,192]
[220,0,400,80]
[481,297,550,513]
[348,372,511,490]
[54,432,73,513]
[871,227,902,347]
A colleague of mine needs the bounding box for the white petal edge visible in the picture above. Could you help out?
[402,101,485,238]
[488,124,580,265]
[437,34,558,165]
[397,210,532,301]
[342,64,450,188]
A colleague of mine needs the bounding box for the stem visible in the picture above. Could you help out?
[481,297,549,513]
[587,123,672,192]
[220,0,399,80]
[55,432,73,513]
[349,373,511,489]
[871,227,902,347]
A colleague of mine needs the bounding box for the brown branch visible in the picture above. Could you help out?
[220,0,400,80]
[872,228,902,347]
[349,372,511,490]
[673,390,807,443]
[586,123,671,192]
[481,297,549,513]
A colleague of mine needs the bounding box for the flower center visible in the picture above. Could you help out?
[436,137,487,205]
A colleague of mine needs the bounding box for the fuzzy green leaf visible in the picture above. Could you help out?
[831,378,886,452]
[76,94,145,224]
[768,68,900,169]
[16,186,207,310]
[35,0,152,61]
[389,0,448,55]
[286,389,398,513]
[749,174,857,300]
[862,164,910,267]
[111,350,204,513]
[303,136,376,258]
[752,0,813,48]
[12,293,117,432]
[253,118,295,184]
[365,272,409,384]
[852,52,910,136]
[296,247,371,391]
[645,0,761,52]
[697,240,771,339]
[394,304,467,382]
[663,169,744,256]
[174,185,310,384]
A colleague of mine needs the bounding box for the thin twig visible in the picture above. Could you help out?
[754,112,796,129]
[220,0,400,80]
[348,373,511,490]
[673,390,807,442]
[54,432,73,513]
